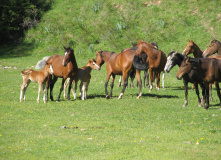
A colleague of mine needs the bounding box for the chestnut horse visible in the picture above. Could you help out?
[182,40,203,58]
[177,57,221,109]
[20,62,53,103]
[46,47,78,101]
[136,40,167,91]
[63,59,100,100]
[203,38,221,57]
[95,50,143,99]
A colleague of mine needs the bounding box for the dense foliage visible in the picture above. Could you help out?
[0,0,53,44]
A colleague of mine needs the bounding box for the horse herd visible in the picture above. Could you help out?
[20,39,221,110]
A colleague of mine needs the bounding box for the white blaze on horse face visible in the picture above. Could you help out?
[93,61,101,70]
[164,56,173,72]
[63,52,68,65]
[203,48,208,57]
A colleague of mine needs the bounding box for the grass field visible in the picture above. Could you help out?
[0,0,221,159]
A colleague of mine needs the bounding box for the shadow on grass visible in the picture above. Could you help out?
[0,42,34,59]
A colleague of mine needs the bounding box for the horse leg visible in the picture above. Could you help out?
[143,71,146,88]
[105,73,111,99]
[183,80,188,107]
[204,83,210,109]
[110,74,115,98]
[56,78,65,102]
[82,82,86,100]
[136,69,142,99]
[209,83,213,102]
[43,83,46,103]
[145,69,150,88]
[129,69,135,88]
[37,82,42,103]
[46,75,51,101]
[79,81,83,99]
[118,72,129,99]
[64,78,70,98]
[149,68,154,92]
[200,83,206,106]
[214,81,221,109]
[162,72,165,88]
[73,79,77,100]
[67,78,74,101]
[156,72,161,90]
[50,76,58,101]
[23,80,31,102]
[118,76,122,87]
[20,79,29,102]
[194,83,202,107]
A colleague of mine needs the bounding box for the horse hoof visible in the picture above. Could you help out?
[198,104,202,107]
[204,107,209,110]
[118,96,122,99]
[56,100,60,102]
[106,95,110,99]
[156,87,160,91]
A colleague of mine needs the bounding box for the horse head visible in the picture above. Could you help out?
[182,39,196,56]
[88,59,101,71]
[203,38,220,57]
[95,50,105,67]
[63,47,74,66]
[176,57,192,80]
[164,51,178,72]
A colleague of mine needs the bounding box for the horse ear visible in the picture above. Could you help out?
[138,40,140,43]
[185,57,190,63]
[95,50,99,54]
[64,46,66,50]
[191,40,193,42]
[212,37,215,41]
[188,39,190,42]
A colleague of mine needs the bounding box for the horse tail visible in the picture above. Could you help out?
[21,69,33,76]
[35,56,51,69]
[133,55,148,70]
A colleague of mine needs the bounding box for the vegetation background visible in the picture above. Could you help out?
[0,0,221,159]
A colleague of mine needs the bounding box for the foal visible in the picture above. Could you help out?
[20,63,53,103]
[64,59,100,100]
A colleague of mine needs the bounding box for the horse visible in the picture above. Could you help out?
[20,62,54,103]
[177,57,221,109]
[63,59,100,100]
[164,51,205,107]
[136,40,167,91]
[95,50,144,99]
[36,47,78,102]
[119,42,164,89]
[203,38,221,57]
[182,40,203,58]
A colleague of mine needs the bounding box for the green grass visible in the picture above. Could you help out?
[0,0,221,159]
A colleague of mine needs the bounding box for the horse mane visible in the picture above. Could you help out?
[35,56,50,69]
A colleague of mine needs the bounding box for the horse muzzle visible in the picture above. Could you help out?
[176,75,182,80]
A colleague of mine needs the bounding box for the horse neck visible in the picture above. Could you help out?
[69,54,78,69]
[176,54,185,67]
[193,44,203,58]
[42,66,50,76]
[101,52,115,62]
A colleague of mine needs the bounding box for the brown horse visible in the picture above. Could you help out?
[95,50,143,99]
[20,62,54,103]
[177,57,221,109]
[182,40,203,58]
[46,47,78,101]
[203,38,221,57]
[136,40,167,91]
[63,59,100,100]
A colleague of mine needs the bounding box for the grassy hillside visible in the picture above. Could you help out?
[0,0,221,159]
[1,0,220,63]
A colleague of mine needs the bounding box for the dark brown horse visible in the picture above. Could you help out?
[203,38,221,57]
[46,47,78,101]
[182,40,203,58]
[136,40,167,91]
[177,57,221,109]
[95,50,143,99]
